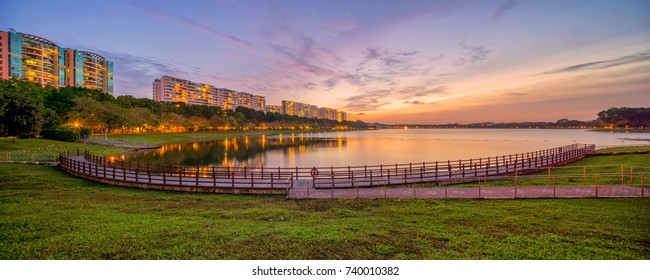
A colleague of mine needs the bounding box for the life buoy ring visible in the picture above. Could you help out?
[310,167,319,177]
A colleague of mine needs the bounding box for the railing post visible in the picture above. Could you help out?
[212,166,216,186]
[196,168,199,187]
[271,172,274,188]
[420,167,423,182]
[621,166,624,184]
[435,162,438,180]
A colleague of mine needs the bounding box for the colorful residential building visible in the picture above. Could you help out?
[0,29,113,94]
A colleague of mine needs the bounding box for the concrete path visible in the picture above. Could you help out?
[287,185,649,199]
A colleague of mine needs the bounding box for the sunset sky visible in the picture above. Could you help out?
[2,0,649,124]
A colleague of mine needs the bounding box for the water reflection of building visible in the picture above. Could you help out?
[130,135,347,168]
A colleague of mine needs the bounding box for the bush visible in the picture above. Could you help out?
[41,127,80,142]
[18,133,34,139]
[80,127,92,139]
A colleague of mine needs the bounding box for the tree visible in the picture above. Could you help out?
[0,92,43,142]
[208,115,227,130]
[597,107,650,128]
[161,112,186,132]
[125,107,159,132]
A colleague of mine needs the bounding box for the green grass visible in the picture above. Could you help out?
[591,128,650,133]
[0,130,306,161]
[1,162,649,260]
[597,145,650,154]
[0,137,128,161]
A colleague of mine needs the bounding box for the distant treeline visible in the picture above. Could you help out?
[377,107,650,129]
[0,78,369,141]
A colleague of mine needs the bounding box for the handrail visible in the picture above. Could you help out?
[82,144,596,181]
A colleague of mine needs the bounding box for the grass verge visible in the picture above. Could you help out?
[1,160,649,259]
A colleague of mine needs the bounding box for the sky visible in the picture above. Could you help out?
[2,0,649,124]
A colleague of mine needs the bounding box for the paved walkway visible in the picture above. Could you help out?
[287,185,648,199]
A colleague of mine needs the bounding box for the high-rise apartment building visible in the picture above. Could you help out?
[337,111,347,122]
[281,100,319,118]
[280,100,346,121]
[318,107,338,121]
[265,105,283,114]
[0,29,113,94]
[153,75,266,111]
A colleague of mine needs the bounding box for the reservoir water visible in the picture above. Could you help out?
[130,129,650,168]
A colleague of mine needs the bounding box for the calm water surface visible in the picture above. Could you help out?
[131,129,650,168]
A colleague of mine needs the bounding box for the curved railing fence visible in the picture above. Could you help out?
[58,144,597,194]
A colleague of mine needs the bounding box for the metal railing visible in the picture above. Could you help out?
[288,168,650,199]
[82,144,596,189]
[59,152,293,193]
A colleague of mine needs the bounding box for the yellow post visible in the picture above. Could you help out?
[515,170,518,187]
[621,166,624,185]
[583,166,586,185]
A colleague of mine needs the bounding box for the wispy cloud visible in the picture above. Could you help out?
[343,89,392,112]
[130,2,255,49]
[399,86,449,99]
[543,49,650,74]
[96,50,187,97]
[504,92,527,96]
[493,0,519,20]
[452,42,491,67]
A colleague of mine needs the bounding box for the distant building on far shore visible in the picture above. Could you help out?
[265,105,283,113]
[0,29,113,94]
[337,111,347,122]
[153,75,266,110]
[318,107,337,121]
[152,76,347,121]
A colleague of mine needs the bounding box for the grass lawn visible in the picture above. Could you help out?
[1,160,649,259]
[597,145,650,154]
[0,137,129,162]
